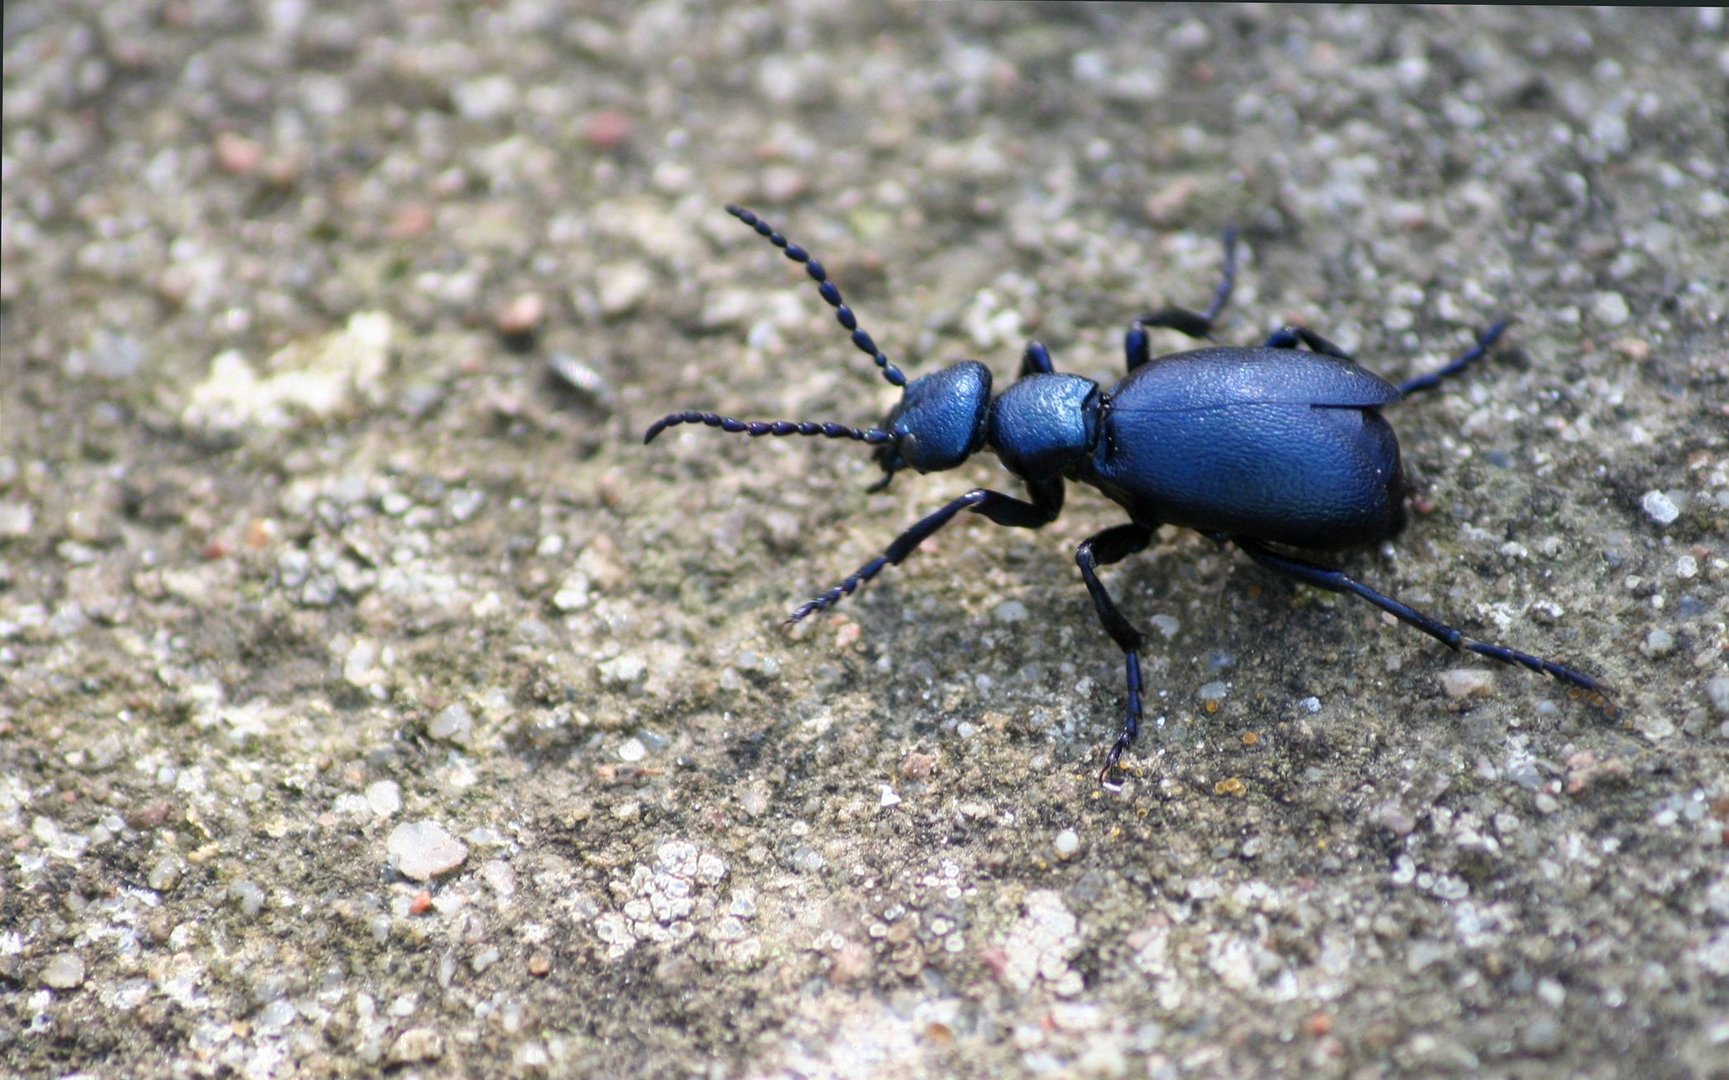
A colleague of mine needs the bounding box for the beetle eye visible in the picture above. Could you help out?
[898,431,920,461]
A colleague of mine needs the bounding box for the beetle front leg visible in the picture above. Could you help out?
[1074,523,1157,787]
[1232,538,1615,704]
[788,480,1064,624]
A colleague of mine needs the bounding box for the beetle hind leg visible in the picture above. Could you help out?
[1074,523,1157,787]
[1394,320,1510,398]
[1232,538,1615,706]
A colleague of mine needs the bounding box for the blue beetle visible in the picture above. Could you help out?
[646,206,1613,787]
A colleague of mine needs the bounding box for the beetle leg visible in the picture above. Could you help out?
[1263,325,1355,360]
[1395,320,1510,397]
[1127,225,1239,370]
[1020,341,1056,377]
[1232,539,1615,703]
[787,480,1064,624]
[1074,523,1157,787]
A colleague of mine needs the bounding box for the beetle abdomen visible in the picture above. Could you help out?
[1088,348,1406,548]
[1094,400,1405,549]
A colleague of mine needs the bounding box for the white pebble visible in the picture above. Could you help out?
[388,820,469,881]
[41,952,85,989]
[1705,676,1729,718]
[428,704,474,745]
[1053,829,1080,859]
[1439,669,1495,699]
[1640,490,1682,525]
[1591,291,1630,326]
[1641,629,1675,658]
[366,780,402,818]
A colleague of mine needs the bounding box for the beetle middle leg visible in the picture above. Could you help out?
[1231,538,1614,702]
[787,480,1065,624]
[1263,325,1355,360]
[1020,341,1056,376]
[1126,225,1240,370]
[1074,522,1157,787]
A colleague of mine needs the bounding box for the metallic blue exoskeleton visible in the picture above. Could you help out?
[645,206,1613,787]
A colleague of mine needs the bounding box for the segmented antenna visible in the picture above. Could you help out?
[726,205,907,388]
[643,411,892,446]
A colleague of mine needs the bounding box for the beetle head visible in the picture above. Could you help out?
[871,360,993,488]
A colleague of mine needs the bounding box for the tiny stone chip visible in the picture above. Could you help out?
[1640,490,1682,526]
[41,952,85,989]
[1438,669,1495,699]
[388,820,470,881]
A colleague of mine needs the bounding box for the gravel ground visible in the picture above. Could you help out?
[3,4,1726,1078]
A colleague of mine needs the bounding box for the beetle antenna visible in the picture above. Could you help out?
[726,205,908,389]
[643,411,893,446]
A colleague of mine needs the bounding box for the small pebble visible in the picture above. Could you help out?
[547,353,617,408]
[1590,291,1630,327]
[386,204,434,239]
[552,570,592,612]
[1053,829,1080,859]
[429,703,474,745]
[583,109,632,150]
[598,653,647,688]
[148,854,185,892]
[1145,177,1199,225]
[388,821,470,881]
[1640,628,1675,659]
[494,292,546,340]
[901,752,937,780]
[452,74,516,121]
[0,501,36,538]
[1706,676,1729,719]
[480,859,516,897]
[229,879,266,917]
[1438,669,1495,700]
[41,952,85,989]
[447,488,485,522]
[1640,490,1682,526]
[388,1027,444,1064]
[366,780,402,818]
[213,131,264,175]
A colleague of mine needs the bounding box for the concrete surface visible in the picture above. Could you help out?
[3,4,1725,1077]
